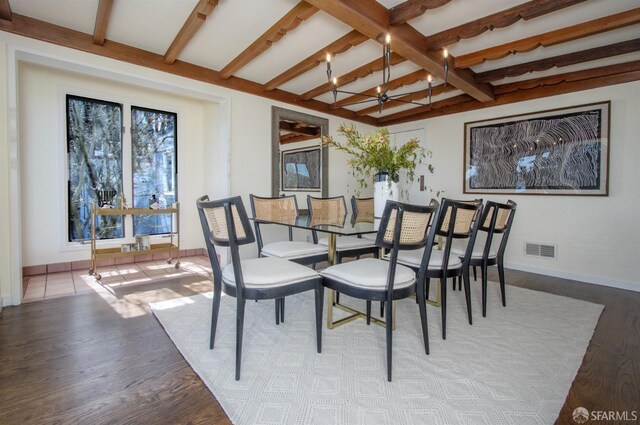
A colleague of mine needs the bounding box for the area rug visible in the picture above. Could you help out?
[150,282,603,425]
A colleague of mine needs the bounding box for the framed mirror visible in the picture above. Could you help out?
[271,107,329,201]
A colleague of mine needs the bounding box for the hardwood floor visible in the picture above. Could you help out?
[0,262,638,424]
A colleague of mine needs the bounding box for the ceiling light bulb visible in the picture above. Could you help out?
[385,33,391,44]
[377,86,381,94]
[332,77,337,86]
[427,75,432,83]
[443,48,448,58]
[326,53,331,62]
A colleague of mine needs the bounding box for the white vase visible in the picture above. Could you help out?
[374,172,399,217]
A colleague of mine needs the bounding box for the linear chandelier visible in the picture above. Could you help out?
[326,34,449,113]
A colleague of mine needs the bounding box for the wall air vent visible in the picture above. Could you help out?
[524,242,557,259]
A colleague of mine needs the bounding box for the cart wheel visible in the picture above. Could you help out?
[95,274,102,281]
[89,268,94,275]
[167,258,173,264]
[175,262,180,269]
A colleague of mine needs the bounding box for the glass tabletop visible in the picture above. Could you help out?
[252,213,378,237]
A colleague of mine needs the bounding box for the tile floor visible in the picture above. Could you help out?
[22,255,214,303]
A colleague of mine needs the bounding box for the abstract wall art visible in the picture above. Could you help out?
[464,102,609,195]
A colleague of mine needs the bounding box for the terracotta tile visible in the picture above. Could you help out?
[46,272,74,284]
[23,264,47,277]
[96,258,115,267]
[28,275,47,284]
[71,259,92,271]
[23,286,45,302]
[134,254,153,262]
[47,262,72,273]
[45,285,75,297]
[115,256,135,265]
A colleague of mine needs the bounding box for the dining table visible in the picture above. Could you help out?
[252,211,443,329]
[252,211,389,329]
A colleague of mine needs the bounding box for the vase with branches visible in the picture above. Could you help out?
[323,123,432,215]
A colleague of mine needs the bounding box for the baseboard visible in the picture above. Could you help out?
[505,262,640,293]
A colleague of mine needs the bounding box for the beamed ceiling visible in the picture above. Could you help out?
[1,0,639,126]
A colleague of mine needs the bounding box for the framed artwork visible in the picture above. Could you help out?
[281,146,322,191]
[464,101,610,196]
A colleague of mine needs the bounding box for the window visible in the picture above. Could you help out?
[67,95,123,242]
[66,95,177,242]
[131,106,177,235]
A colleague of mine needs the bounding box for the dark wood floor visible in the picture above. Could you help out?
[1,265,638,424]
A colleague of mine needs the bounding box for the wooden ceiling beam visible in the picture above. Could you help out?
[424,0,587,51]
[455,8,640,69]
[219,1,318,79]
[306,0,494,102]
[164,0,219,64]
[379,60,640,124]
[279,121,321,136]
[301,52,406,100]
[280,133,318,144]
[93,0,114,46]
[0,13,377,126]
[389,0,452,25]
[333,69,428,107]
[476,38,640,83]
[264,30,368,91]
[0,0,12,21]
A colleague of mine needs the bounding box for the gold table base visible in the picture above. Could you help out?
[326,289,396,329]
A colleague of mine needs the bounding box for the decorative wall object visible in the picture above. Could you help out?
[281,147,322,191]
[464,102,609,195]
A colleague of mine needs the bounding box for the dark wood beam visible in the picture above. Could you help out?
[93,0,114,46]
[279,121,321,136]
[424,0,587,51]
[0,13,378,126]
[306,0,494,102]
[0,0,11,21]
[389,0,452,25]
[455,8,640,68]
[301,52,406,100]
[164,0,219,64]
[379,60,640,124]
[476,38,640,83]
[264,30,368,91]
[219,1,318,79]
[333,69,428,108]
[280,133,318,144]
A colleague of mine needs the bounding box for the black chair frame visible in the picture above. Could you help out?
[197,195,324,380]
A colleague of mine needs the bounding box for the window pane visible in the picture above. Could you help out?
[67,95,123,242]
[131,107,177,235]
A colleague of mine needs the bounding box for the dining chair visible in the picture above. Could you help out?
[307,195,379,262]
[320,200,438,381]
[395,198,483,340]
[250,194,328,265]
[450,200,517,317]
[196,195,324,380]
[351,196,376,242]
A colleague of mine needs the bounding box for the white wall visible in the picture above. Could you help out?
[18,62,217,266]
[0,41,9,307]
[390,82,640,291]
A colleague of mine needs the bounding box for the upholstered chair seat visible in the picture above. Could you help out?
[321,257,416,290]
[222,257,320,288]
[261,241,328,260]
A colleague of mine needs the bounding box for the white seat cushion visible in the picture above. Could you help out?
[449,239,497,260]
[261,241,327,259]
[393,248,462,269]
[318,235,376,250]
[222,257,319,288]
[321,258,416,290]
[362,233,377,242]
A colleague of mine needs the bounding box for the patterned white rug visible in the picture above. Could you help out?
[151,281,603,425]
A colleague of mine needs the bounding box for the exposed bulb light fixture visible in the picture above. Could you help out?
[325,33,450,113]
